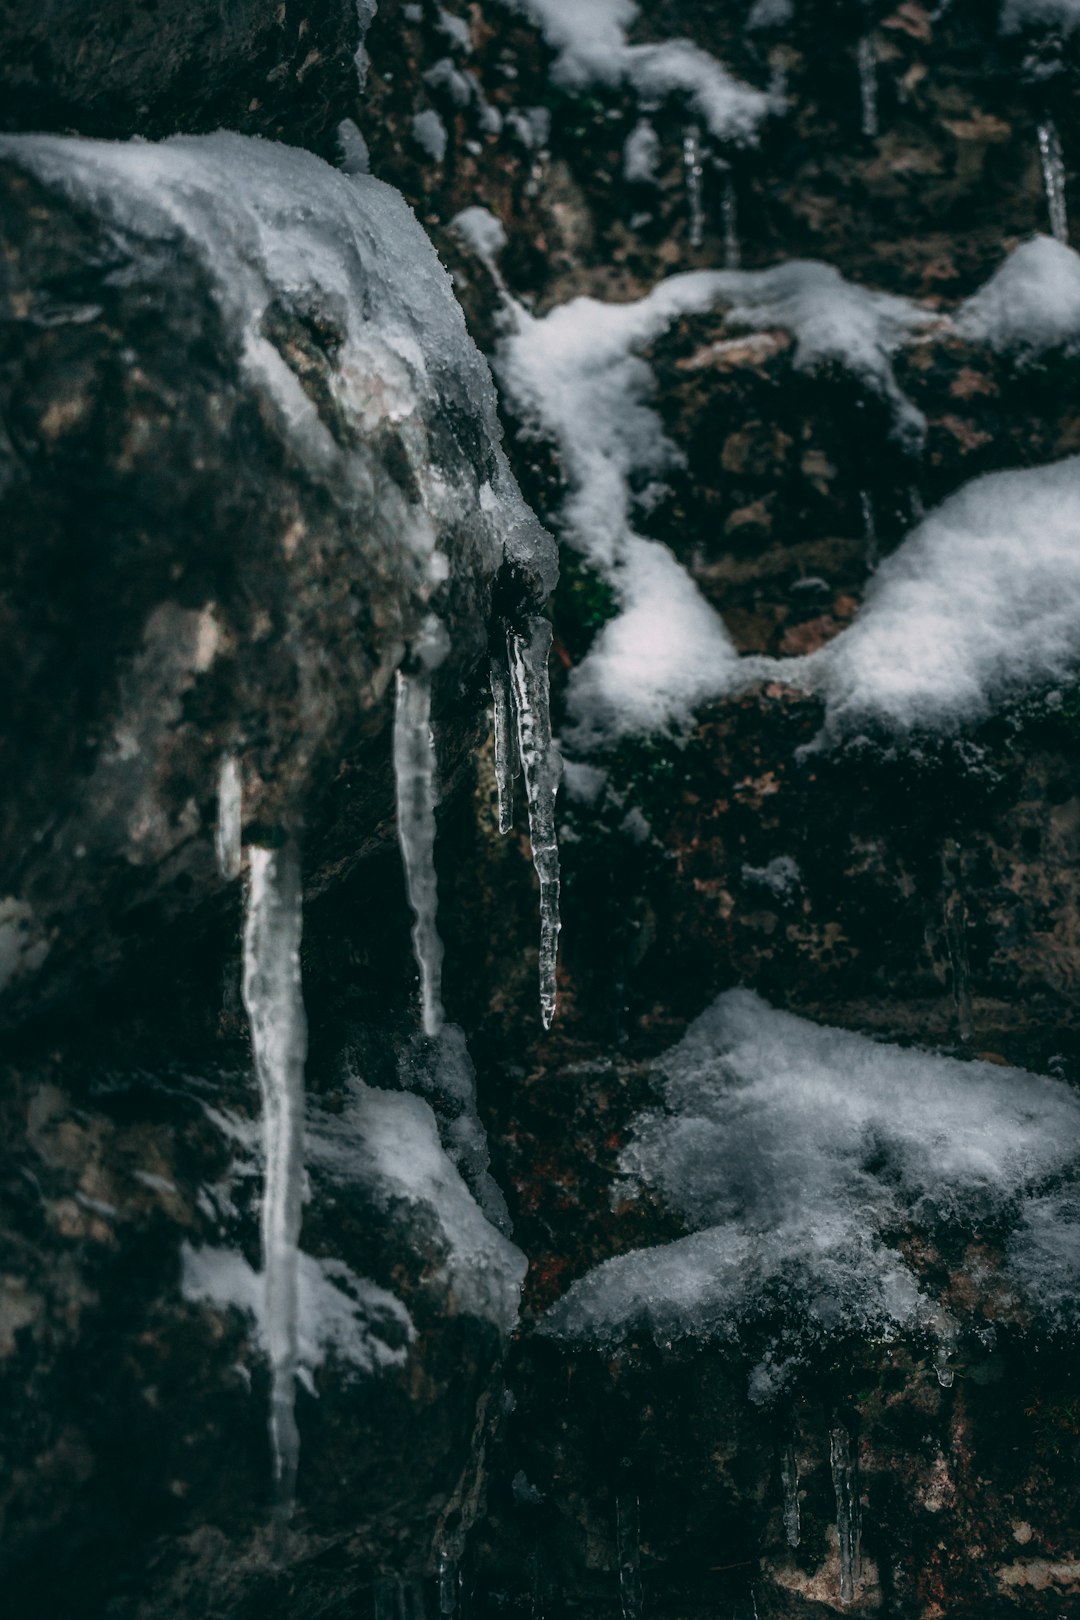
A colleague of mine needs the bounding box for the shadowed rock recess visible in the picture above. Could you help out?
[2,1,1080,1617]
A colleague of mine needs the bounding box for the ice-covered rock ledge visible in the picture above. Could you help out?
[0,131,555,1023]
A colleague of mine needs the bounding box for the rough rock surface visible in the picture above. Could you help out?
[0,0,372,152]
[5,0,1080,1617]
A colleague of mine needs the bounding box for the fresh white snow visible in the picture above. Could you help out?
[957,235,1080,354]
[545,989,1080,1349]
[504,0,777,143]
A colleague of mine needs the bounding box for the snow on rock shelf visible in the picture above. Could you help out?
[544,989,1080,1359]
[0,130,555,614]
[804,456,1080,741]
[496,263,935,744]
[502,0,778,143]
[957,236,1080,356]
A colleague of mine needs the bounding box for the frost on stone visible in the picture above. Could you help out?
[544,989,1080,1353]
[957,236,1080,355]
[504,0,779,143]
[804,456,1080,740]
[307,1080,527,1334]
[0,131,556,608]
[181,1243,414,1383]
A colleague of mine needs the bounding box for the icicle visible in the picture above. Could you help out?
[931,1311,959,1389]
[780,1442,801,1548]
[720,166,740,269]
[857,36,879,139]
[529,1546,548,1620]
[491,655,519,835]
[373,1580,398,1620]
[438,1551,458,1616]
[242,843,308,1542]
[860,489,879,573]
[394,618,451,1038]
[506,618,562,1028]
[829,1427,862,1606]
[215,754,243,881]
[616,1492,643,1620]
[1038,120,1069,244]
[683,124,706,249]
[943,839,973,1045]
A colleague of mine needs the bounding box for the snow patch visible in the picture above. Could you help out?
[957,235,1080,355]
[545,989,1080,1349]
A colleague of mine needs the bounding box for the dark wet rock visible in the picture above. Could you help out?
[0,0,372,153]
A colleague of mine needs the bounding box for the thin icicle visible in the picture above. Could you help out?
[857,36,878,139]
[616,1492,643,1620]
[780,1442,801,1548]
[507,617,562,1028]
[438,1551,458,1616]
[1038,119,1069,244]
[829,1426,862,1606]
[943,839,974,1045]
[720,167,740,269]
[932,1313,959,1389]
[683,125,706,249]
[395,618,450,1038]
[242,843,308,1541]
[215,754,243,881]
[860,489,879,573]
[491,654,519,835]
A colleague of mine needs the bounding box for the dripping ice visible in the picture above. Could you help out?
[616,1491,643,1620]
[1038,119,1069,244]
[491,654,519,835]
[242,843,308,1536]
[829,1427,861,1605]
[216,754,243,881]
[507,618,563,1028]
[780,1443,800,1548]
[682,125,705,249]
[394,617,450,1038]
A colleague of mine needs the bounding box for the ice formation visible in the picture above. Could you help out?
[503,0,777,143]
[830,1427,862,1605]
[957,235,1080,354]
[490,655,519,835]
[507,618,563,1027]
[780,1443,801,1548]
[624,119,661,185]
[544,989,1080,1351]
[856,36,878,140]
[242,844,308,1521]
[394,617,451,1038]
[1038,120,1069,244]
[682,126,706,248]
[0,132,556,607]
[400,1021,512,1232]
[215,754,243,882]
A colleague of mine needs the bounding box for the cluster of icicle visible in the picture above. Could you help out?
[212,605,560,1548]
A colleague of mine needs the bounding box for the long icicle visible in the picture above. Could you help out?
[507,617,562,1028]
[394,618,449,1038]
[829,1425,862,1606]
[242,842,308,1546]
[215,753,243,880]
[491,654,519,835]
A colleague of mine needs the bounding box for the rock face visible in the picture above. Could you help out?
[5,0,1080,1617]
[0,0,372,151]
